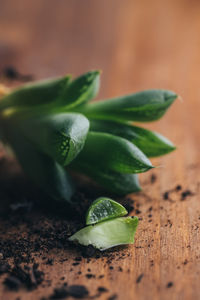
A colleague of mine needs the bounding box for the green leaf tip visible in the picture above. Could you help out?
[60,70,101,109]
[73,131,154,174]
[0,70,101,113]
[77,89,177,122]
[86,197,128,225]
[90,120,176,157]
[0,75,72,111]
[69,216,139,251]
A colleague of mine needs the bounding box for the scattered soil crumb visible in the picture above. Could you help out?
[150,174,157,184]
[68,285,89,298]
[46,284,89,299]
[98,286,108,293]
[181,190,193,201]
[136,273,144,284]
[166,282,174,288]
[1,65,33,82]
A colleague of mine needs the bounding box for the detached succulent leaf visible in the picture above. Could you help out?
[73,131,153,174]
[78,89,177,122]
[0,75,71,110]
[86,197,128,225]
[5,128,74,202]
[15,113,90,166]
[90,120,176,157]
[59,70,100,109]
[69,216,138,250]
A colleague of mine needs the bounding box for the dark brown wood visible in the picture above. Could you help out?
[0,0,200,299]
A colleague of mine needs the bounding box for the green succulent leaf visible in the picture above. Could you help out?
[14,113,90,166]
[71,162,141,195]
[5,128,74,202]
[90,120,176,157]
[86,197,128,225]
[0,75,71,111]
[73,131,153,174]
[0,70,100,113]
[69,216,139,250]
[59,70,100,109]
[77,89,177,122]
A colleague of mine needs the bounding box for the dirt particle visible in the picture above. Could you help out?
[49,285,68,299]
[166,282,173,288]
[175,185,182,191]
[98,286,108,293]
[136,273,144,283]
[183,259,188,265]
[181,190,193,201]
[85,273,95,279]
[163,192,169,200]
[150,174,157,184]
[68,285,89,298]
[2,66,33,82]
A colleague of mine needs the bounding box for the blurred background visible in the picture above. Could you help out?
[1,0,200,100]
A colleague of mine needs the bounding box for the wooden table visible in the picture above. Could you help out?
[0,0,200,299]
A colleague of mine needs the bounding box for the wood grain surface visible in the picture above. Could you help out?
[0,0,200,299]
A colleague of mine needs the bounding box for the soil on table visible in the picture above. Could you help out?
[0,153,193,299]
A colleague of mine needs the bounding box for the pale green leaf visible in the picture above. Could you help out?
[69,216,139,250]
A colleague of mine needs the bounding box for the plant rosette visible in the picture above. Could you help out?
[0,70,177,202]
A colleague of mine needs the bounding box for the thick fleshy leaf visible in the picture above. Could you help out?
[77,90,177,122]
[0,75,71,110]
[71,162,141,195]
[86,197,128,225]
[5,128,74,202]
[15,113,90,166]
[59,70,100,109]
[90,120,176,157]
[69,216,139,250]
[73,132,153,173]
